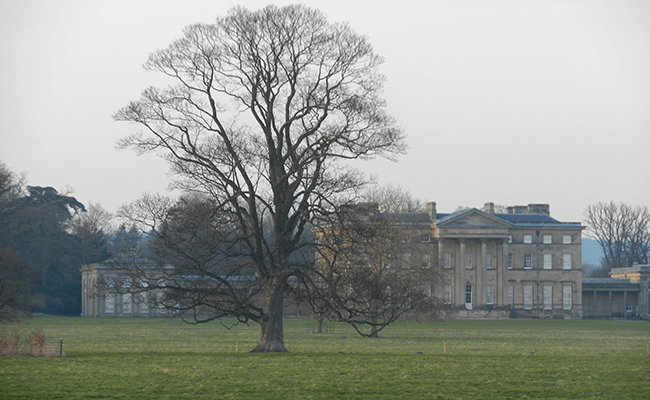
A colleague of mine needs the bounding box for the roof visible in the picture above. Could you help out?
[494,213,560,224]
[582,278,639,291]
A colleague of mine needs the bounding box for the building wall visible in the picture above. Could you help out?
[80,264,169,318]
[432,205,584,320]
[610,266,650,320]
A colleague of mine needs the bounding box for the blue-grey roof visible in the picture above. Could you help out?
[583,278,630,284]
[494,213,560,224]
[582,278,640,290]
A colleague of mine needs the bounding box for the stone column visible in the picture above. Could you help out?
[459,239,466,306]
[478,239,487,306]
[608,291,612,317]
[501,240,509,306]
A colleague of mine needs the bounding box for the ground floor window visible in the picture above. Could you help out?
[123,293,132,314]
[443,285,451,304]
[543,285,552,310]
[626,304,632,313]
[486,285,494,305]
[140,294,149,314]
[508,284,514,308]
[523,285,533,309]
[563,285,572,310]
[105,294,114,314]
[465,284,472,307]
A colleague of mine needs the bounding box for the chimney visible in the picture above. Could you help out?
[427,202,437,221]
[527,203,550,215]
[483,202,495,214]
[508,205,528,214]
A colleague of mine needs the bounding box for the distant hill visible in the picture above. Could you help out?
[582,238,603,266]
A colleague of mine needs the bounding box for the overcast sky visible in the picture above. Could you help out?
[1,0,648,222]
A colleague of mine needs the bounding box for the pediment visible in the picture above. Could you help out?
[436,209,512,228]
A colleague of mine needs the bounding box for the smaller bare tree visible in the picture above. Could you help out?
[306,197,440,338]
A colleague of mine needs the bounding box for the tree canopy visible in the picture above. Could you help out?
[114,4,405,352]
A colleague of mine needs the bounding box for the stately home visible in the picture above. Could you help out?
[427,202,584,319]
[81,201,587,320]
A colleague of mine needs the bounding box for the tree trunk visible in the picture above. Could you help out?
[251,284,288,353]
[369,316,379,338]
[316,314,324,333]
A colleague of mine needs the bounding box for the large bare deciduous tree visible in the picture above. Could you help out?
[584,201,650,271]
[114,5,405,352]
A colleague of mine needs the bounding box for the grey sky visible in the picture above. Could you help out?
[1,0,648,222]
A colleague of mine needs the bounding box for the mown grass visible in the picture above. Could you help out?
[0,316,648,399]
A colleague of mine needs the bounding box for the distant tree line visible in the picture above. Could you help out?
[584,201,650,277]
[0,162,134,320]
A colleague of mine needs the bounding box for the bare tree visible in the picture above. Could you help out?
[70,202,114,265]
[305,191,439,338]
[360,184,425,213]
[113,5,404,352]
[584,201,650,271]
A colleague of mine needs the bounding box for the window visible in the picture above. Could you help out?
[507,253,513,270]
[524,254,532,269]
[543,235,552,244]
[508,284,514,308]
[442,253,453,269]
[443,285,452,304]
[464,253,473,269]
[123,293,132,314]
[524,285,533,309]
[487,285,494,305]
[404,252,411,267]
[105,294,115,314]
[422,254,431,268]
[402,233,410,242]
[563,285,572,310]
[140,294,149,314]
[563,254,572,270]
[465,284,472,307]
[543,254,552,270]
[524,235,533,244]
[543,286,553,310]
[563,235,571,244]
[157,292,166,314]
[626,304,632,313]
[421,233,431,243]
[486,253,493,269]
[508,235,513,244]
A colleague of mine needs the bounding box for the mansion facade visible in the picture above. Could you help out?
[426,202,583,319]
[81,201,588,320]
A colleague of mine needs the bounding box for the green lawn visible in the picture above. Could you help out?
[0,316,648,399]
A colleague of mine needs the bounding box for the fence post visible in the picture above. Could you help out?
[60,338,63,357]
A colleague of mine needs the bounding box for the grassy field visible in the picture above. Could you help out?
[0,316,648,399]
